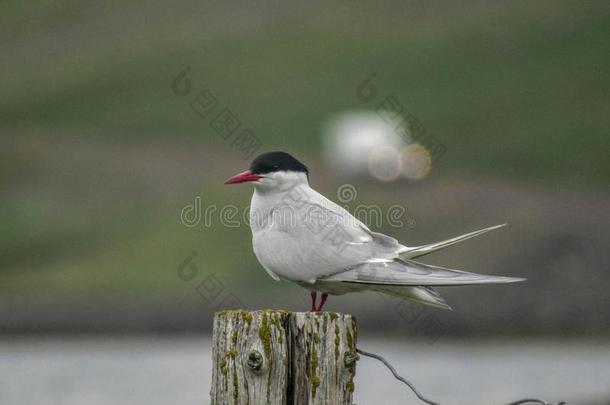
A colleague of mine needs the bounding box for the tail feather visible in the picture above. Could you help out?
[373,285,453,310]
[323,258,526,286]
[399,224,507,259]
[322,224,520,309]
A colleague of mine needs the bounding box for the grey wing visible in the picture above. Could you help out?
[261,191,404,281]
[299,188,404,255]
[298,204,400,269]
[320,257,525,286]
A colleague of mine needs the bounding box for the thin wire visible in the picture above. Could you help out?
[356,348,440,405]
[356,347,569,405]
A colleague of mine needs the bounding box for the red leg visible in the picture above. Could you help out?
[310,291,317,312]
[316,293,329,312]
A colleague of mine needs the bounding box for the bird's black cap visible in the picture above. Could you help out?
[250,151,308,175]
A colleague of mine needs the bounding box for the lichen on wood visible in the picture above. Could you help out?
[211,310,290,405]
[211,310,358,405]
[288,312,358,405]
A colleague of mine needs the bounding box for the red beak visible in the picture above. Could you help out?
[224,170,262,184]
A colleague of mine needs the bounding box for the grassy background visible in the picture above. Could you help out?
[3,1,609,182]
[1,0,609,334]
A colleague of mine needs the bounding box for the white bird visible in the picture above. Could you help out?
[225,151,524,312]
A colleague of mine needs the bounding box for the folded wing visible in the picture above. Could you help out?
[321,257,525,286]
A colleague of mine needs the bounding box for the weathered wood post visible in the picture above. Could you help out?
[211,310,359,405]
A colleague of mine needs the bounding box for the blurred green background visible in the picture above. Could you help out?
[1,0,609,336]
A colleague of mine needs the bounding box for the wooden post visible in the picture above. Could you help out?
[211,310,359,405]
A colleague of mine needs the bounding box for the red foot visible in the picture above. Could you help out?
[310,291,317,312]
[316,293,329,312]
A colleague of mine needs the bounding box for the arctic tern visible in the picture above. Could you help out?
[225,151,524,312]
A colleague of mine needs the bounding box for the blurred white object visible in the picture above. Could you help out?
[368,145,401,182]
[322,111,432,181]
[322,111,405,177]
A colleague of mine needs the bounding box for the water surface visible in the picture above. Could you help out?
[1,336,608,404]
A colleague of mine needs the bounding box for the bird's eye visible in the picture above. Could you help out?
[272,164,279,170]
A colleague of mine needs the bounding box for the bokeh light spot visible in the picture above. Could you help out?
[400,144,432,180]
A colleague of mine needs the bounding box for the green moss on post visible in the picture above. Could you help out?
[211,310,358,405]
[211,310,290,405]
[288,312,358,405]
